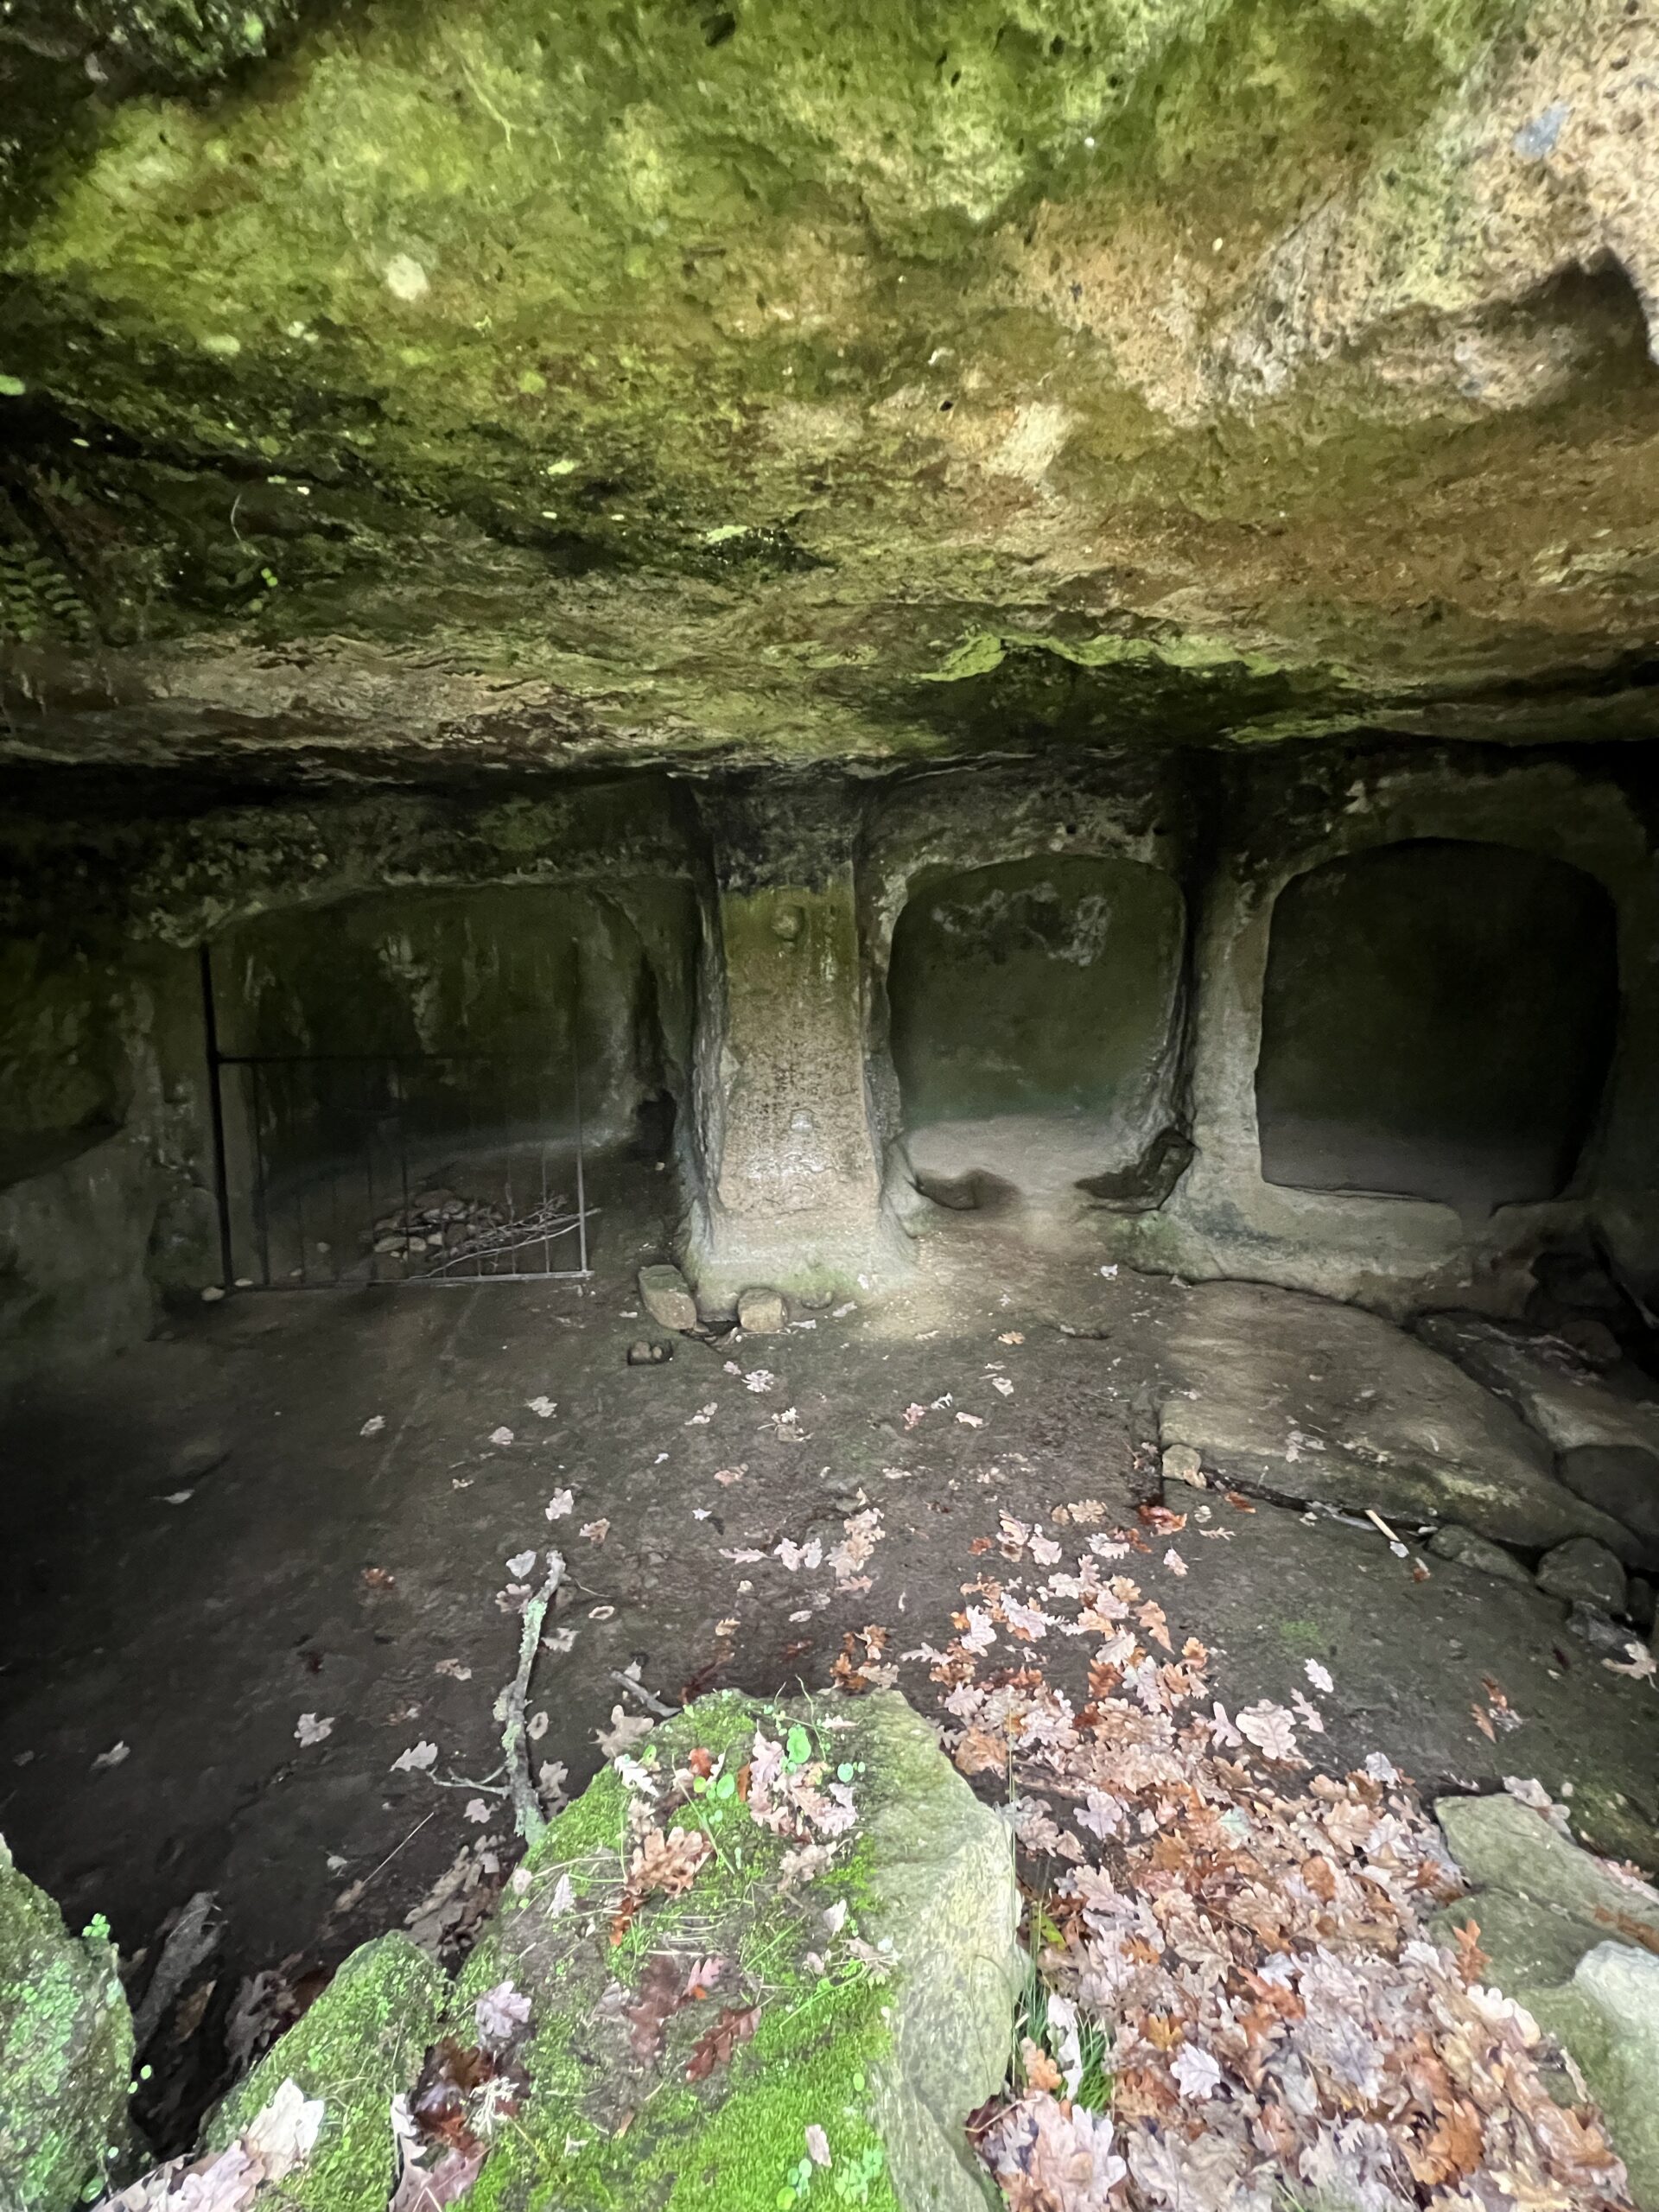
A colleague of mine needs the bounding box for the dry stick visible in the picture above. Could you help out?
[497,1552,565,1845]
[609,1668,677,1719]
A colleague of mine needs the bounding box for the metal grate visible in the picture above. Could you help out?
[201,947,592,1289]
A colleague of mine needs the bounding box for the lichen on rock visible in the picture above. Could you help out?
[0,1833,134,2211]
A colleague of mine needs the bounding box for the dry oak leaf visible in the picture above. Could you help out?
[685,2003,760,2081]
[629,1825,713,1898]
[953,1726,1009,1777]
[1136,1600,1173,1653]
[1020,2037,1063,2094]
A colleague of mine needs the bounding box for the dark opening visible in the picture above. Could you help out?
[1255,838,1618,1210]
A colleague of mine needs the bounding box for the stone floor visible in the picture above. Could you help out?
[3,1188,1658,2145]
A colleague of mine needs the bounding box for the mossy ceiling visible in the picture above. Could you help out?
[2,0,1657,782]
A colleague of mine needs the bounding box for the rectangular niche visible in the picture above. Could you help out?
[1255,838,1618,1211]
[888,855,1185,1205]
[210,882,693,1285]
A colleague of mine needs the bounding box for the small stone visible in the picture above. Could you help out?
[626,1339,671,1367]
[1161,1443,1206,1489]
[1536,1535,1627,1615]
[736,1286,787,1333]
[1427,1523,1533,1586]
[638,1263,697,1333]
[1565,1603,1636,1657]
[200,1283,226,1302]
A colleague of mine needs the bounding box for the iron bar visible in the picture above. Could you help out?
[198,944,235,1292]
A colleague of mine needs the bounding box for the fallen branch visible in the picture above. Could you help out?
[496,1554,565,1845]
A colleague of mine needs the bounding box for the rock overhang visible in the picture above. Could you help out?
[2,0,1659,783]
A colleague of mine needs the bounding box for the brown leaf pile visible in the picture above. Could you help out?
[938,1531,1634,2212]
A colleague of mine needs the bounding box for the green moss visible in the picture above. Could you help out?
[448,1694,906,2211]
[207,1934,446,2212]
[0,1843,134,2209]
[1275,1618,1328,1656]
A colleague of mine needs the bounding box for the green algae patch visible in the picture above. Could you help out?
[207,1933,446,2212]
[0,1837,134,2210]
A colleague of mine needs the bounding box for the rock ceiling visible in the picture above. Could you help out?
[2,0,1657,785]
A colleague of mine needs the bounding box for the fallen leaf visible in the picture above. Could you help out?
[391,1741,439,1775]
[390,2144,486,2212]
[595,1707,653,1758]
[92,1740,130,1770]
[580,1519,610,1544]
[294,1713,334,1746]
[545,1490,574,1520]
[1171,2043,1222,2101]
[685,2004,760,2080]
[489,1427,515,1448]
[359,1414,386,1438]
[1236,1702,1300,1762]
[1022,2037,1063,2093]
[474,1980,532,2050]
[1305,1660,1334,1695]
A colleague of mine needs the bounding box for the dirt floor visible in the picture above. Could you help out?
[4,1166,1658,2148]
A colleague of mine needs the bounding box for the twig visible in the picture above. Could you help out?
[609,1668,677,1719]
[496,1554,564,1845]
[332,1807,438,1915]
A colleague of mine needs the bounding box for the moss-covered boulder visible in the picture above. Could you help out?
[0,1833,134,2210]
[203,1690,1018,2212]
[1433,1793,1659,2209]
[206,1935,447,2212]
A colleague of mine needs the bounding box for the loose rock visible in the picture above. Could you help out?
[1426,1523,1533,1586]
[735,1286,787,1333]
[1160,1442,1206,1489]
[1536,1535,1627,1615]
[1157,1281,1637,1552]
[637,1263,697,1333]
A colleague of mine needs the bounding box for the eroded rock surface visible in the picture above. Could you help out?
[4,1,1659,779]
[1155,1281,1641,1551]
